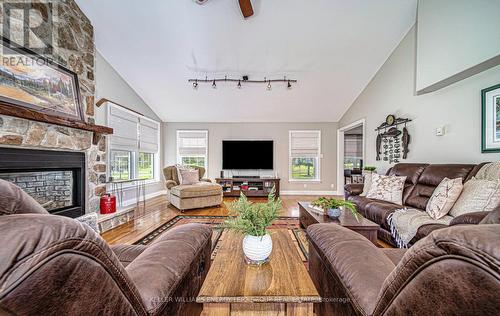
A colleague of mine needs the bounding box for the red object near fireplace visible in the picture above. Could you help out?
[100,194,116,214]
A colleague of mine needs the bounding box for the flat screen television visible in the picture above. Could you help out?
[222,140,273,170]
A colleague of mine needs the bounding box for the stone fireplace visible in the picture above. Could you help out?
[0,148,86,218]
[0,0,106,213]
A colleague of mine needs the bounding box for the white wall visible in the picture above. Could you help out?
[339,26,500,174]
[94,51,165,198]
[416,0,500,93]
[163,122,339,194]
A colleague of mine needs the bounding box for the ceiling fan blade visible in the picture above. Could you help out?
[238,0,254,18]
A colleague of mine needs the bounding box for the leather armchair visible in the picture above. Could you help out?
[0,179,212,316]
[307,223,500,316]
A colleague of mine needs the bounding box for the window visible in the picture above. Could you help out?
[177,130,208,169]
[344,134,363,169]
[289,130,321,181]
[107,104,160,182]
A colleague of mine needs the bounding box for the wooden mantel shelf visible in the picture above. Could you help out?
[0,103,113,145]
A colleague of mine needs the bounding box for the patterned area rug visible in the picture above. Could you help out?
[134,215,310,262]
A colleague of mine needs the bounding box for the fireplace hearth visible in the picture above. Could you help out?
[0,148,85,218]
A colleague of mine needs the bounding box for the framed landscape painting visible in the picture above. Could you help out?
[481,83,500,153]
[0,38,83,121]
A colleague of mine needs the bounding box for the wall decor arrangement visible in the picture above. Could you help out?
[0,38,83,121]
[481,83,500,153]
[375,115,412,164]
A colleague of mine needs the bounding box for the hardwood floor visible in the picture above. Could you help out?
[101,195,338,245]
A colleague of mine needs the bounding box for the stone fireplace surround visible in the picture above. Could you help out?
[0,0,106,213]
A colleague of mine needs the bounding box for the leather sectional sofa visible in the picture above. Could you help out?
[307,222,500,316]
[0,180,212,315]
[344,163,489,246]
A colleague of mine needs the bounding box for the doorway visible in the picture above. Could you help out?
[337,119,365,194]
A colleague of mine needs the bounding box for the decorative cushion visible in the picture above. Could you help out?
[175,165,199,185]
[449,178,500,217]
[426,178,463,220]
[474,161,500,181]
[75,212,100,233]
[360,172,374,196]
[170,182,223,198]
[366,174,407,205]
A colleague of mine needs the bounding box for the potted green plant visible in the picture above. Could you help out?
[223,187,282,265]
[363,166,377,174]
[311,197,360,221]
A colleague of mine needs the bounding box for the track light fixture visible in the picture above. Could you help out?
[188,76,297,90]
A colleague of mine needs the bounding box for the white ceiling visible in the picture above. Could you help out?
[76,0,417,122]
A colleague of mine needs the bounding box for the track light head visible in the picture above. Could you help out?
[193,80,198,90]
[212,79,217,89]
[267,81,272,91]
[237,80,242,89]
[287,80,292,89]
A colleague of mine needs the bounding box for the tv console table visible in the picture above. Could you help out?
[215,177,280,197]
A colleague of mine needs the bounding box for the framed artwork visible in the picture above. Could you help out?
[0,38,83,121]
[481,83,500,153]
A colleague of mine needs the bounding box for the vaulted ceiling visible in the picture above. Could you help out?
[76,0,417,122]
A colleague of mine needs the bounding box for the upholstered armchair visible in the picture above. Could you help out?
[0,179,212,316]
[163,166,223,211]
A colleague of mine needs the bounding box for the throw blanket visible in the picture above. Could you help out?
[387,208,453,248]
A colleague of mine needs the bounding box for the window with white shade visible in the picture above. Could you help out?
[107,104,160,181]
[344,134,363,169]
[177,130,208,170]
[289,130,321,181]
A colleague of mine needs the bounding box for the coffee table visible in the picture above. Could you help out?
[197,229,320,315]
[298,201,379,245]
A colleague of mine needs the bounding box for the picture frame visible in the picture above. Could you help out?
[0,37,84,121]
[481,83,500,153]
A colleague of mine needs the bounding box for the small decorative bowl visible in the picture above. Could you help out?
[327,208,342,219]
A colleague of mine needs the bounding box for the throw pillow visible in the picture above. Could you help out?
[475,161,500,181]
[175,164,194,184]
[178,168,200,185]
[360,172,374,196]
[449,178,500,217]
[75,212,100,233]
[366,174,406,205]
[426,177,463,220]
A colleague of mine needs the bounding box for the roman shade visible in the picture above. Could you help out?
[108,106,139,152]
[177,130,208,156]
[290,130,321,158]
[139,118,159,153]
[345,134,363,158]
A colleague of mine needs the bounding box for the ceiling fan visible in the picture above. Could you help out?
[194,0,254,18]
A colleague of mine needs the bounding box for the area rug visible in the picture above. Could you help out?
[133,215,309,262]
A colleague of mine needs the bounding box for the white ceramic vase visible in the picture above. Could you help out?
[242,234,273,265]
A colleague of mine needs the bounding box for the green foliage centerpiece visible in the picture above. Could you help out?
[223,187,282,265]
[311,197,360,221]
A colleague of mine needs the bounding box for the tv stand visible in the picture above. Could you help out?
[216,177,280,197]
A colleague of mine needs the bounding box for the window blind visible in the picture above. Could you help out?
[139,118,159,153]
[177,130,208,156]
[290,130,321,158]
[344,134,363,158]
[108,106,139,152]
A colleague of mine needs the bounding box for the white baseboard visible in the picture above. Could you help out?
[280,190,342,196]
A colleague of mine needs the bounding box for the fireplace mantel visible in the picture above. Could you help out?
[0,103,113,145]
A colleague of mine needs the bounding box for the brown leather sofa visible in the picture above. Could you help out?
[0,180,212,315]
[344,163,489,246]
[307,223,500,316]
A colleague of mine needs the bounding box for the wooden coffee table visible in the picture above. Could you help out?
[197,229,320,315]
[298,201,379,245]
